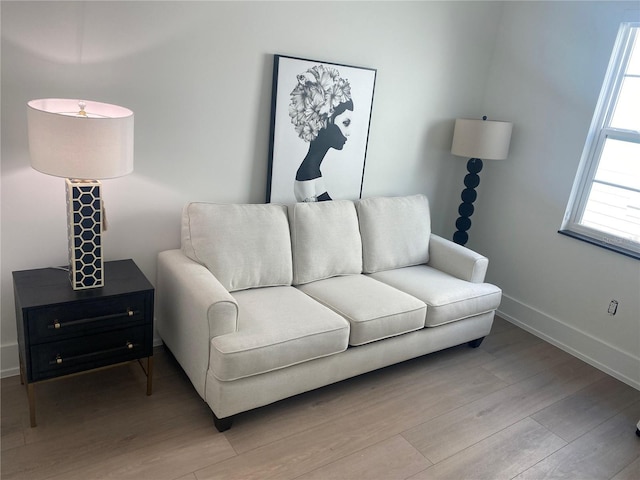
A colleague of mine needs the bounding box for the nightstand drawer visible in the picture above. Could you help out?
[30,326,149,381]
[28,294,148,343]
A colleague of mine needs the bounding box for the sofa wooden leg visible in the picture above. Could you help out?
[468,337,485,348]
[213,413,233,432]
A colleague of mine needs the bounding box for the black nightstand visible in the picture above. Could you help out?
[13,259,154,427]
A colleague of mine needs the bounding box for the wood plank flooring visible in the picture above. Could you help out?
[1,317,638,479]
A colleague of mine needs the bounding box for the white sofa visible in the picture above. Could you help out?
[156,194,502,431]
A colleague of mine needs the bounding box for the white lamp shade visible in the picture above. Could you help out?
[27,99,134,179]
[451,118,513,160]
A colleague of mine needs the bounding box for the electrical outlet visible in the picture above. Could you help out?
[608,300,618,315]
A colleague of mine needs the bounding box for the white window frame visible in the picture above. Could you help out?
[560,22,640,259]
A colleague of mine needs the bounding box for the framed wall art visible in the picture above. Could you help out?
[266,55,376,204]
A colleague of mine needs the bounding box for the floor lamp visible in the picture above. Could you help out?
[450,116,512,246]
[27,99,134,290]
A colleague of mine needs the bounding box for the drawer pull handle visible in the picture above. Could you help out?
[48,310,139,330]
[49,342,139,366]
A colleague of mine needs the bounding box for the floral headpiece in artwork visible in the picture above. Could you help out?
[289,64,352,142]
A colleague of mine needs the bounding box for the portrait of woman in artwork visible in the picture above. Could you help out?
[288,65,353,202]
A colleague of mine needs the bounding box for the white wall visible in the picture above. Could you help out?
[2,1,638,389]
[1,1,501,375]
[469,1,640,388]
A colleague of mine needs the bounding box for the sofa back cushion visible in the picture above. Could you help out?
[290,200,363,285]
[357,194,431,273]
[182,202,293,292]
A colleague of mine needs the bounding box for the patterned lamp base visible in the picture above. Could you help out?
[65,179,104,290]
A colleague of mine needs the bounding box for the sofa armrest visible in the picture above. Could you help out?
[427,234,489,283]
[156,249,238,399]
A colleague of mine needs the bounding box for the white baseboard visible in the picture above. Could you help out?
[498,294,640,390]
[1,336,165,379]
[1,343,20,379]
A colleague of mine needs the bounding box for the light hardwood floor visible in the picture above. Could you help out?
[1,317,639,479]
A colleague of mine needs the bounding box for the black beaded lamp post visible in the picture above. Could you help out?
[451,116,513,246]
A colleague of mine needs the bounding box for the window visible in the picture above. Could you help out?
[560,22,640,259]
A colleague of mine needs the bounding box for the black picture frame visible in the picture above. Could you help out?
[266,55,376,204]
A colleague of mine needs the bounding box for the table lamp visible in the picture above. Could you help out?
[27,99,134,290]
[450,116,512,246]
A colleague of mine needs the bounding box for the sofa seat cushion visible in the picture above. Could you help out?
[297,274,426,346]
[369,265,502,327]
[210,286,349,381]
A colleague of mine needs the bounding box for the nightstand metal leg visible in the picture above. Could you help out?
[27,383,36,427]
[18,352,25,385]
[136,355,154,395]
[146,356,154,396]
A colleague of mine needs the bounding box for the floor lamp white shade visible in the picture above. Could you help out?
[451,118,512,160]
[27,99,134,290]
